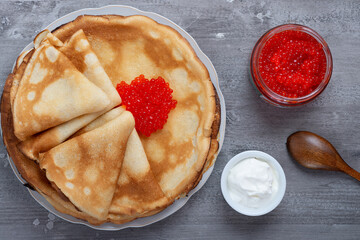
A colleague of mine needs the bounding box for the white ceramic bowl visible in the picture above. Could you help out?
[221,150,286,216]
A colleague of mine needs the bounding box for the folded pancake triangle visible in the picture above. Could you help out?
[18,29,121,159]
[13,35,111,141]
[71,107,171,221]
[39,111,135,220]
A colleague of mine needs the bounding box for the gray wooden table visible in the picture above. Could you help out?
[1,0,360,239]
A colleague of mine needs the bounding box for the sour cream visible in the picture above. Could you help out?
[227,157,278,208]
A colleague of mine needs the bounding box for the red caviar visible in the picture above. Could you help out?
[116,75,177,137]
[259,30,327,98]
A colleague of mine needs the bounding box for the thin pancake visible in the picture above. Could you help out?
[13,37,110,140]
[39,111,135,220]
[72,108,171,218]
[18,30,121,160]
[53,15,217,199]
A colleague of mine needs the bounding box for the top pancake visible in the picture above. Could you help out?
[39,111,135,220]
[53,15,216,199]
[18,30,121,160]
[12,36,111,140]
[71,107,171,220]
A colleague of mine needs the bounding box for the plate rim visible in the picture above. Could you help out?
[6,4,226,231]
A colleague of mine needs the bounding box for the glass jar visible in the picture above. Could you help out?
[250,24,333,107]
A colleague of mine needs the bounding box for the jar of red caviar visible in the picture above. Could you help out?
[250,24,333,107]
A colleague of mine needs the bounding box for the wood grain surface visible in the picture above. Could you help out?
[1,0,360,239]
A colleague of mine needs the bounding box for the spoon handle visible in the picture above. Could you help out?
[339,162,360,182]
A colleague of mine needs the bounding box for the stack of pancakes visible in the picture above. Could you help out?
[1,15,220,225]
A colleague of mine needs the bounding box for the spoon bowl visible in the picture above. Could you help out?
[287,131,360,181]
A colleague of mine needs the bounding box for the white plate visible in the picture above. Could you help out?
[6,5,226,230]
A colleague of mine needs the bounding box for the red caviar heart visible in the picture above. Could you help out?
[116,75,177,137]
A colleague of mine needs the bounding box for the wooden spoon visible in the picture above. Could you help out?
[287,131,360,181]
